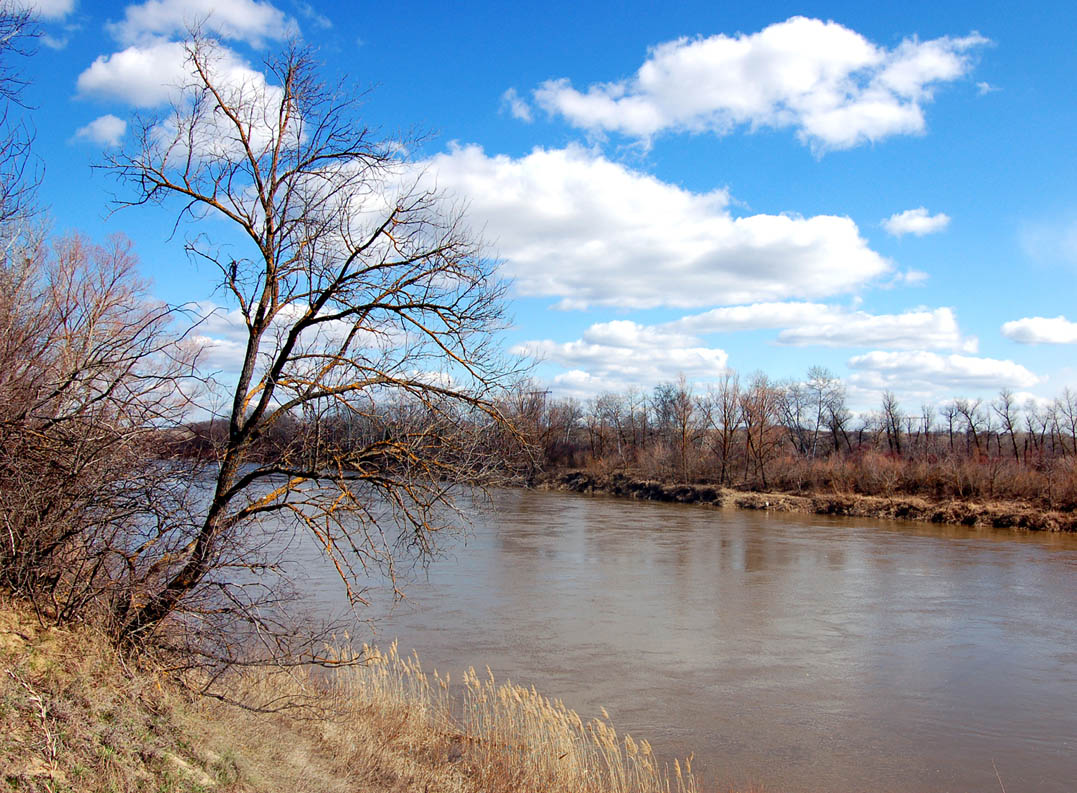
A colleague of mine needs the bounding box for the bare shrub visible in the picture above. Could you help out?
[0,233,197,625]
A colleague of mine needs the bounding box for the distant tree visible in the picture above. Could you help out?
[940,402,959,454]
[993,389,1021,461]
[954,398,985,456]
[880,391,903,456]
[1056,388,1077,456]
[704,371,740,485]
[805,366,841,458]
[740,373,782,488]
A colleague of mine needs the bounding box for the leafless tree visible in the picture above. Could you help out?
[1056,388,1077,455]
[880,391,903,456]
[0,233,198,623]
[739,373,782,488]
[0,3,37,234]
[805,366,841,458]
[704,371,740,485]
[780,379,811,456]
[103,38,522,652]
[939,402,959,454]
[993,389,1021,461]
[954,398,985,456]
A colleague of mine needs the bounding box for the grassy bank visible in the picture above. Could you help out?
[0,600,700,793]
[540,471,1077,532]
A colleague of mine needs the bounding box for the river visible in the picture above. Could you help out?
[288,487,1077,792]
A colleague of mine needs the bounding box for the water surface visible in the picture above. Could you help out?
[294,488,1077,792]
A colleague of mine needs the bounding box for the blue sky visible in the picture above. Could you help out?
[21,0,1077,411]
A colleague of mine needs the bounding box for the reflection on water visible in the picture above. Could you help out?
[288,488,1077,793]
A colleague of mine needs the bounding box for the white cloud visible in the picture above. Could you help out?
[848,351,1040,390]
[672,301,834,333]
[670,303,973,351]
[501,88,532,122]
[75,114,127,146]
[107,0,294,46]
[530,17,986,150]
[513,320,728,395]
[422,144,890,309]
[780,306,971,350]
[882,207,951,237]
[1001,315,1077,344]
[22,0,75,20]
[77,37,279,125]
[77,39,193,107]
[976,81,997,95]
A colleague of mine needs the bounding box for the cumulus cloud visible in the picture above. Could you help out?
[671,301,832,333]
[882,207,951,237]
[529,17,986,150]
[422,144,890,309]
[848,351,1040,390]
[1001,315,1077,344]
[107,0,294,46]
[778,306,971,350]
[77,39,193,106]
[22,0,75,20]
[669,303,973,351]
[512,320,728,395]
[74,114,127,146]
[77,37,279,120]
[513,303,976,396]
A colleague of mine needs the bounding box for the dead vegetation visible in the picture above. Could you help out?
[543,470,1077,532]
[1,599,701,793]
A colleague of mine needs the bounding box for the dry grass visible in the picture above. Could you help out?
[1,600,701,793]
[325,641,699,793]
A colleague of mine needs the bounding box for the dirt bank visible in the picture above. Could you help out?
[538,471,1077,532]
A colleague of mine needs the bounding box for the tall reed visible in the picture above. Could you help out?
[330,641,699,793]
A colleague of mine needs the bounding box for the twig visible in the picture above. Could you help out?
[5,666,58,767]
[992,759,1007,793]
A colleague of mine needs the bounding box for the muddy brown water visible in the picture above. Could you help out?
[286,487,1077,792]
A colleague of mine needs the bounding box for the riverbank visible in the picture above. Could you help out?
[538,471,1077,532]
[0,599,699,793]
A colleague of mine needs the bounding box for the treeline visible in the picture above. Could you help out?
[499,369,1077,509]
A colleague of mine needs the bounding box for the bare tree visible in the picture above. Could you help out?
[954,398,985,456]
[0,233,197,622]
[104,38,521,649]
[780,379,811,456]
[880,391,903,456]
[939,402,959,454]
[704,371,740,485]
[0,3,37,234]
[739,373,782,488]
[805,366,841,458]
[993,389,1021,462]
[1056,388,1077,455]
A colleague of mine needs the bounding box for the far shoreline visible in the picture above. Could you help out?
[534,470,1077,533]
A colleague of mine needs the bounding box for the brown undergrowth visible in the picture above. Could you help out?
[0,599,701,793]
[542,471,1077,532]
